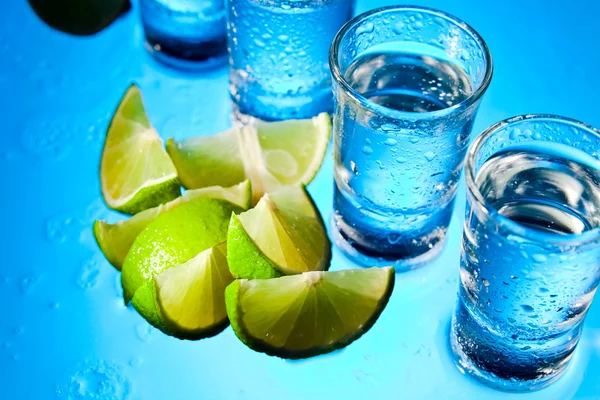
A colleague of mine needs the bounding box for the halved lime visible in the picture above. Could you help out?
[155,242,234,339]
[121,198,242,304]
[227,185,331,279]
[94,180,252,270]
[166,113,331,200]
[101,84,180,214]
[226,267,395,359]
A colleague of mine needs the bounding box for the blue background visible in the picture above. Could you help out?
[2,0,600,399]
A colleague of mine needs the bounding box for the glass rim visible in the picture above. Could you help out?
[465,114,600,247]
[329,5,494,119]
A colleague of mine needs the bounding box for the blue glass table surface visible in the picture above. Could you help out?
[2,0,600,398]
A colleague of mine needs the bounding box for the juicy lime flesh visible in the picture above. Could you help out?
[121,198,242,303]
[226,267,395,358]
[235,185,330,275]
[101,84,179,213]
[166,128,246,190]
[165,113,330,200]
[94,181,252,270]
[256,113,331,186]
[156,242,234,335]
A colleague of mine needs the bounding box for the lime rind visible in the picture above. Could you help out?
[94,181,252,270]
[227,185,331,279]
[155,242,233,340]
[101,84,180,214]
[227,215,283,280]
[132,281,171,334]
[225,267,395,359]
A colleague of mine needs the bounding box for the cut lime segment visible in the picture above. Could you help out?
[256,112,331,187]
[121,198,242,304]
[166,113,331,200]
[101,84,180,214]
[94,181,252,270]
[227,185,331,279]
[155,242,234,339]
[226,266,395,359]
[166,128,247,190]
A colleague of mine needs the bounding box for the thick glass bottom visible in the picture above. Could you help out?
[449,303,574,392]
[144,34,227,71]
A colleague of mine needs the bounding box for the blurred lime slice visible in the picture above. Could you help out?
[155,242,234,339]
[227,185,331,279]
[101,84,180,214]
[94,180,251,270]
[226,266,395,359]
[166,113,330,200]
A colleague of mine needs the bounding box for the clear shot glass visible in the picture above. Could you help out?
[141,0,228,70]
[451,115,600,391]
[329,6,492,269]
[227,0,356,123]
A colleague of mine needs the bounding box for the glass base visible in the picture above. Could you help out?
[329,216,447,271]
[449,313,570,392]
[144,35,227,72]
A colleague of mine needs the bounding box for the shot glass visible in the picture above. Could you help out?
[329,6,492,269]
[141,0,228,70]
[451,115,600,391]
[226,0,355,123]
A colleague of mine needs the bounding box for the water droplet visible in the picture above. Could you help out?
[393,21,405,34]
[520,304,535,313]
[356,23,374,35]
[128,357,143,367]
[510,275,518,280]
[253,38,265,47]
[538,287,550,294]
[532,254,548,263]
[362,146,373,155]
[49,301,60,309]
[77,257,101,289]
[277,35,289,42]
[424,151,436,161]
[13,326,24,335]
[57,361,131,400]
[21,275,42,295]
[365,138,372,144]
[396,157,407,163]
[482,278,489,287]
[384,138,398,146]
[136,324,153,342]
[409,136,419,144]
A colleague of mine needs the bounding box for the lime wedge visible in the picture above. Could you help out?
[101,84,180,214]
[256,112,331,187]
[121,198,242,304]
[166,113,331,200]
[226,267,395,359]
[155,242,234,339]
[227,185,331,279]
[94,180,252,270]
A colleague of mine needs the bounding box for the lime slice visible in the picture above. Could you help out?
[121,198,242,304]
[101,84,180,214]
[227,185,331,279]
[94,180,252,270]
[226,266,395,359]
[166,128,247,190]
[155,242,234,339]
[256,112,331,187]
[166,113,331,200]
